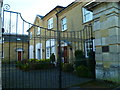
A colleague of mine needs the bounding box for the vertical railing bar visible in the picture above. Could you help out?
[28,23,31,88]
[50,30,52,57]
[74,31,76,50]
[83,26,86,57]
[58,30,62,88]
[66,32,70,63]
[15,13,18,88]
[45,29,46,60]
[78,31,80,50]
[33,26,36,88]
[86,25,89,58]
[22,21,25,88]
[44,28,47,87]
[8,12,12,88]
[22,21,24,61]
[81,30,83,51]
[2,9,5,88]
[28,24,30,60]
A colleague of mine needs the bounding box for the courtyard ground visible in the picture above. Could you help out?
[2,64,92,88]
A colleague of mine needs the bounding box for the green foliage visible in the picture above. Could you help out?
[87,50,96,78]
[75,65,92,78]
[29,59,39,62]
[50,53,55,63]
[62,63,74,72]
[74,50,87,67]
[16,58,54,71]
[75,50,84,59]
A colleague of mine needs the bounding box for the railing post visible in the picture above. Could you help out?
[0,0,3,89]
[56,13,62,88]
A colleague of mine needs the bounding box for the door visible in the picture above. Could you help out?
[18,51,22,61]
[64,46,68,63]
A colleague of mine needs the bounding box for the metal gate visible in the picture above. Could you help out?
[2,10,95,89]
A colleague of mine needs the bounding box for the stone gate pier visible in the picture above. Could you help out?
[86,2,120,83]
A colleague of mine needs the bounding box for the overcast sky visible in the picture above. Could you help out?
[3,0,75,23]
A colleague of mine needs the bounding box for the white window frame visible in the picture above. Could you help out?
[61,17,67,31]
[46,48,50,58]
[48,17,53,29]
[84,39,95,58]
[82,8,93,23]
[37,27,41,35]
[30,32,32,39]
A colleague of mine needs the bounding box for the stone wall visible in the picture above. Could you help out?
[92,2,120,83]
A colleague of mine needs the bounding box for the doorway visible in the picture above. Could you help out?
[18,51,22,61]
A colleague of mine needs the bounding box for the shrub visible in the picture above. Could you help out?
[16,58,54,71]
[29,59,39,62]
[62,63,74,72]
[74,50,87,67]
[87,50,96,79]
[20,63,29,71]
[75,65,92,78]
[75,50,84,59]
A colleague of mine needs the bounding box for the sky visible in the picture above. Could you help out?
[3,0,75,23]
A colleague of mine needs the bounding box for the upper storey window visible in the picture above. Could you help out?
[61,17,67,31]
[82,8,93,23]
[48,17,53,29]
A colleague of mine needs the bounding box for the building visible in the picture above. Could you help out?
[28,1,95,63]
[2,34,29,62]
[28,0,120,83]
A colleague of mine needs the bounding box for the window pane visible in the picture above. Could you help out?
[37,27,41,35]
[48,17,53,29]
[82,8,93,23]
[61,17,67,31]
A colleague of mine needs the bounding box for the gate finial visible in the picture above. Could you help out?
[4,4,10,10]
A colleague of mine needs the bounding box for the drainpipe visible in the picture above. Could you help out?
[56,10,62,89]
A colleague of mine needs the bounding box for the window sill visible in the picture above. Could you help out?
[61,29,68,32]
[82,19,93,25]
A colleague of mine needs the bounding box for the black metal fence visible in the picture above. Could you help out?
[2,10,95,89]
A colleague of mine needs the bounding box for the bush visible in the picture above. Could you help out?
[62,63,74,72]
[16,58,54,71]
[75,50,84,59]
[20,63,30,71]
[75,65,92,78]
[74,50,87,67]
[87,50,96,79]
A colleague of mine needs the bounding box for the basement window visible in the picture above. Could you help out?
[102,46,109,52]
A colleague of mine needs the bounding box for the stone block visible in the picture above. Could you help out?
[106,35,117,44]
[94,38,102,46]
[101,29,108,37]
[96,46,102,53]
[95,53,102,61]
[100,20,108,30]
[109,45,118,53]
[93,19,100,31]
[101,37,107,45]
[95,30,101,39]
[108,27,120,36]
[109,53,119,61]
[107,15,119,28]
[102,53,110,61]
